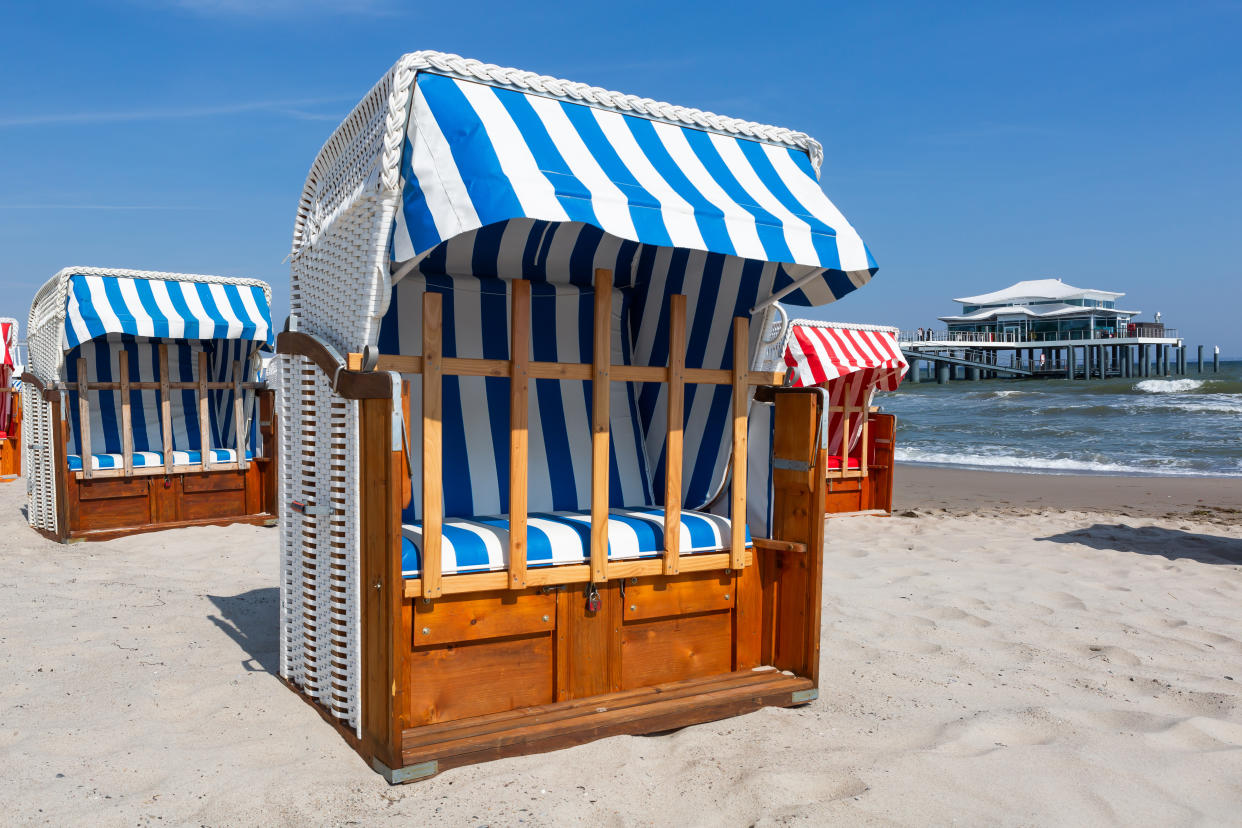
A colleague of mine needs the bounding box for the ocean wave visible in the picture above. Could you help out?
[893,447,1239,477]
[1135,379,1204,393]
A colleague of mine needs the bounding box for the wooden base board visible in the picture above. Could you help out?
[287,668,814,784]
[62,513,277,543]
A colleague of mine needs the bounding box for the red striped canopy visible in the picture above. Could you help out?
[783,322,908,460]
[784,322,908,390]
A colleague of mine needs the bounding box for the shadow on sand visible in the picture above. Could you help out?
[1037,524,1242,565]
[207,587,280,674]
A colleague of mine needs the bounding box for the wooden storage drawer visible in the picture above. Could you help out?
[621,570,734,622]
[183,470,246,493]
[77,477,149,501]
[413,588,556,647]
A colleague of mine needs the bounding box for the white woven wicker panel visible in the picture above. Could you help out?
[22,386,57,533]
[276,353,361,734]
[289,193,397,355]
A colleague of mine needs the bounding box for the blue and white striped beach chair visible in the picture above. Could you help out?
[275,50,880,779]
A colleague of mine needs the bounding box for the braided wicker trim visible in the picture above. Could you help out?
[291,49,826,259]
[403,51,824,169]
[27,266,273,383]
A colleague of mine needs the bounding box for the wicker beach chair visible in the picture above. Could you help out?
[22,267,277,541]
[276,50,880,782]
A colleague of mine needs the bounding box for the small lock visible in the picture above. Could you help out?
[585,583,601,613]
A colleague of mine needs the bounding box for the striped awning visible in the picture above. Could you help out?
[784,322,908,390]
[392,71,876,306]
[64,273,274,350]
[0,320,14,368]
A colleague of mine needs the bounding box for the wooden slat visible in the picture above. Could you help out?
[159,344,173,474]
[531,361,590,381]
[663,294,685,575]
[509,279,530,590]
[403,550,753,597]
[730,316,748,570]
[77,358,92,480]
[118,350,133,478]
[356,352,780,387]
[233,360,248,471]
[590,269,611,583]
[198,351,211,472]
[752,537,807,554]
[403,667,786,750]
[860,393,869,479]
[839,373,854,475]
[66,380,257,391]
[421,292,444,600]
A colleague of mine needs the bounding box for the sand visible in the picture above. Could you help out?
[2,472,1241,826]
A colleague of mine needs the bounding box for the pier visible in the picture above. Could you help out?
[903,278,1213,383]
[899,330,1200,383]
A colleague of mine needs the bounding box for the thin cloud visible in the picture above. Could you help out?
[0,97,352,128]
[163,0,399,17]
[0,204,215,211]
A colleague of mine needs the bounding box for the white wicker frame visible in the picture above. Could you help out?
[280,49,831,736]
[23,266,273,537]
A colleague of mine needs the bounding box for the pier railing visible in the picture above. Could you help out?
[900,328,1179,344]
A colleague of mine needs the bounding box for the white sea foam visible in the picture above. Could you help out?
[894,447,1238,477]
[1135,379,1204,393]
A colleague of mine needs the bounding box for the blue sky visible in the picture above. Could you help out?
[2,1,1239,352]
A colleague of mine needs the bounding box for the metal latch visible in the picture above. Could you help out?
[773,457,811,473]
[291,499,328,517]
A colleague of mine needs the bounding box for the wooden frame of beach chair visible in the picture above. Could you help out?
[0,317,21,480]
[22,267,278,542]
[276,51,880,783]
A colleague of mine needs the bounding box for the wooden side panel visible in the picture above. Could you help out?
[620,611,733,690]
[358,394,405,768]
[767,391,824,679]
[407,634,555,727]
[870,413,896,514]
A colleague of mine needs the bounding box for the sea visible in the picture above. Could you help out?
[875,360,1242,478]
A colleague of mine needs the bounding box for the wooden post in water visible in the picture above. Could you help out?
[1213,347,1220,373]
[1197,345,1204,373]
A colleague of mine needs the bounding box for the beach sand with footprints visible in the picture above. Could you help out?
[2,468,1240,825]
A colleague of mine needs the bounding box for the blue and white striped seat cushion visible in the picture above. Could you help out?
[67,448,253,471]
[400,507,750,577]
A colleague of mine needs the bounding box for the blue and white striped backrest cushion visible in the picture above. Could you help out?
[64,337,241,456]
[385,275,654,521]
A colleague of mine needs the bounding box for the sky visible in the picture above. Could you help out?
[2,1,1239,353]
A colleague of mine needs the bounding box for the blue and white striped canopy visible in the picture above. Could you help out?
[64,272,274,351]
[391,72,876,306]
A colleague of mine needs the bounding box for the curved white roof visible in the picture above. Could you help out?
[953,279,1123,306]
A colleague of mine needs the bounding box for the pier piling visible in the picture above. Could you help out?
[937,364,949,384]
[1198,345,1204,374]
[1213,347,1220,373]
